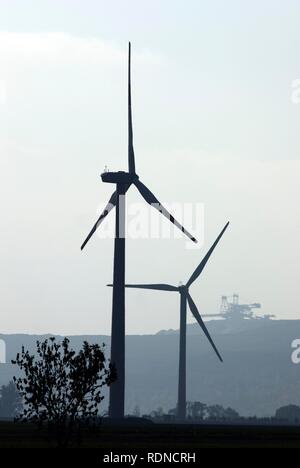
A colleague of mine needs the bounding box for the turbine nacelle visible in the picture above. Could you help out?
[101,171,139,185]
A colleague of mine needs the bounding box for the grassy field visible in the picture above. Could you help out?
[0,421,300,448]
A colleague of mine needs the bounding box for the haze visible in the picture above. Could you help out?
[1,0,299,334]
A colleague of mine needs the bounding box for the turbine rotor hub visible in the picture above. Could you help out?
[178,284,188,294]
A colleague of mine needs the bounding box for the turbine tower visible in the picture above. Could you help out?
[109,222,229,419]
[81,43,197,419]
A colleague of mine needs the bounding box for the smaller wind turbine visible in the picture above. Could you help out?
[108,222,229,419]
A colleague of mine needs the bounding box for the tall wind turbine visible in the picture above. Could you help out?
[81,43,197,419]
[109,222,229,419]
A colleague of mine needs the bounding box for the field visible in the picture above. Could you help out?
[0,421,300,449]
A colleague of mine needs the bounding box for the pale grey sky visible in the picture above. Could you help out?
[0,0,300,334]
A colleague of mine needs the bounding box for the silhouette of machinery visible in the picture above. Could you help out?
[203,294,275,321]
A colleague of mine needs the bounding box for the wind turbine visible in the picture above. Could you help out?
[81,43,197,419]
[109,222,229,419]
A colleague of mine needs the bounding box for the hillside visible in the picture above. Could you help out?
[1,319,300,416]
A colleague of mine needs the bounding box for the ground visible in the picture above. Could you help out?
[0,421,300,448]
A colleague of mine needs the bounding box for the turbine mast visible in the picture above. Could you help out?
[177,291,187,419]
[109,183,126,418]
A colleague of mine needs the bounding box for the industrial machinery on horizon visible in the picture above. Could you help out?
[203,294,275,321]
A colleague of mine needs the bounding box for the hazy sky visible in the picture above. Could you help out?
[1,0,300,335]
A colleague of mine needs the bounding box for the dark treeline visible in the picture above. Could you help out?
[2,380,300,427]
[129,402,300,426]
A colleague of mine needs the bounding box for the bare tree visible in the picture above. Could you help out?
[12,337,116,447]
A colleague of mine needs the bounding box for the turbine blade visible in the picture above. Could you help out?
[107,283,178,291]
[187,293,223,362]
[81,191,117,250]
[134,179,197,243]
[128,42,136,174]
[186,222,229,287]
